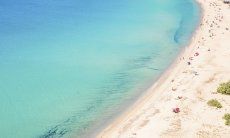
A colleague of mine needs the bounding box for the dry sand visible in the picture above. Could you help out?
[97,0,230,137]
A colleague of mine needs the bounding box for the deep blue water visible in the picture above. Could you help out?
[0,0,199,137]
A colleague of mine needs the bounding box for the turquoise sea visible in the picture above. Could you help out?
[0,0,200,137]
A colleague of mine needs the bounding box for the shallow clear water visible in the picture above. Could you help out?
[0,0,200,137]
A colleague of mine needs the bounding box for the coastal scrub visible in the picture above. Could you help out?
[223,114,230,126]
[217,81,230,95]
[207,99,222,108]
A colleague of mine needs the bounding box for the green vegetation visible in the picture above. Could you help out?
[223,113,230,126]
[207,99,222,108]
[217,81,230,95]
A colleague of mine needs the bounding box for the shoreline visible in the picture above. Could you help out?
[97,0,230,137]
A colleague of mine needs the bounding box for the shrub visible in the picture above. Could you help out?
[207,99,222,108]
[217,81,230,95]
[223,113,230,126]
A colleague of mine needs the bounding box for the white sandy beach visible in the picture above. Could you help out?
[98,0,230,137]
